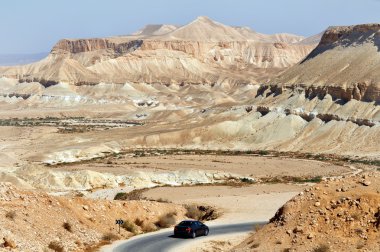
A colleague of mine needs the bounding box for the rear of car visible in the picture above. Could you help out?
[174,220,209,238]
[174,221,194,237]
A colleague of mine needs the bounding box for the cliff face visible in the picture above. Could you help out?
[51,38,143,55]
[0,17,317,86]
[270,24,380,103]
[319,24,380,46]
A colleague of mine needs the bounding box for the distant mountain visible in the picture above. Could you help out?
[132,24,179,36]
[0,52,48,66]
[0,16,318,85]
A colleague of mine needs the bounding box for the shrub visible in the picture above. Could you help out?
[122,220,138,234]
[114,192,127,200]
[155,212,177,228]
[114,189,147,201]
[134,218,144,227]
[63,222,72,232]
[142,222,157,232]
[185,205,203,220]
[258,150,269,156]
[313,244,330,252]
[48,241,64,252]
[155,198,171,203]
[240,177,255,184]
[250,243,260,248]
[101,232,119,242]
[5,211,16,220]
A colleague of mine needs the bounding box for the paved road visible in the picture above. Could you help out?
[111,221,266,252]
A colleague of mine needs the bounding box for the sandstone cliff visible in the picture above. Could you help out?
[0,16,317,86]
[270,24,380,103]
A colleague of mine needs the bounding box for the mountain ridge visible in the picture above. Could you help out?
[0,16,319,86]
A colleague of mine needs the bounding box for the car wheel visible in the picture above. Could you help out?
[191,231,196,239]
[204,229,209,236]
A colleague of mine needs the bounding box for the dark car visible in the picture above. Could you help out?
[174,220,209,238]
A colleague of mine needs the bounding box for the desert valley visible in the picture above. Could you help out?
[0,14,379,252]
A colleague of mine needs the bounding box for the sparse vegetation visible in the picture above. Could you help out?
[155,212,177,228]
[185,205,203,220]
[5,210,16,220]
[141,222,157,232]
[312,244,330,252]
[245,106,253,113]
[185,204,220,221]
[155,198,172,203]
[48,241,64,252]
[240,177,255,184]
[262,175,322,184]
[250,243,260,248]
[134,218,144,227]
[101,232,119,242]
[114,189,147,201]
[62,222,72,232]
[121,220,138,234]
[258,150,269,156]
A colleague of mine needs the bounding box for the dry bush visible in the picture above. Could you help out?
[62,222,72,232]
[313,244,330,252]
[101,232,119,242]
[250,243,260,248]
[48,241,64,252]
[122,220,138,234]
[141,222,157,232]
[375,208,380,229]
[5,211,16,220]
[185,205,220,221]
[155,198,172,203]
[185,205,203,220]
[114,189,148,201]
[155,212,177,228]
[134,218,144,227]
[75,192,84,197]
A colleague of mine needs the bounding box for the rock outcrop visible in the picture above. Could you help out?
[234,172,380,251]
[270,23,380,103]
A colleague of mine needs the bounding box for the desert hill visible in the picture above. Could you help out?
[132,24,179,36]
[0,16,317,86]
[270,24,380,103]
[234,172,380,251]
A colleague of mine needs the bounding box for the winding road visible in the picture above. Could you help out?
[107,221,266,252]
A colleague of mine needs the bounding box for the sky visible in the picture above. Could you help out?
[1,0,380,54]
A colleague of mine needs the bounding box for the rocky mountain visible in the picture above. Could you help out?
[269,24,380,103]
[0,16,317,86]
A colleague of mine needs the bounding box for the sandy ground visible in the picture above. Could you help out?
[54,154,350,178]
[142,184,309,224]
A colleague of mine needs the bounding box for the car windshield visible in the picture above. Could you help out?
[178,221,193,226]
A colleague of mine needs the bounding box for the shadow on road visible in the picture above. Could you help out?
[168,235,191,239]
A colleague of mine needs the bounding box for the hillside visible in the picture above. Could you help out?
[234,172,380,251]
[0,17,317,86]
[271,24,380,103]
[0,182,186,251]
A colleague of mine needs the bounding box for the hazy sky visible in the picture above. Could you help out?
[1,0,380,54]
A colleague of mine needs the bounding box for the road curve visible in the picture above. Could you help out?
[110,221,266,252]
